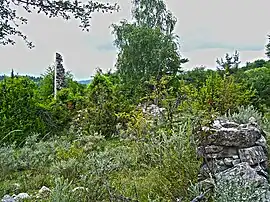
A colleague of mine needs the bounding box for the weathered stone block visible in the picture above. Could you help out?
[216,162,268,187]
[198,146,239,159]
[203,126,261,147]
[224,158,233,166]
[197,118,269,199]
[239,146,267,166]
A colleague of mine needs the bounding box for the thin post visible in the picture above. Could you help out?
[54,62,57,99]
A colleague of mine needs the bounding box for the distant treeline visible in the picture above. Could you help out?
[0,74,42,83]
[0,58,268,85]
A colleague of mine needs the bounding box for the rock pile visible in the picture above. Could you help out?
[138,103,165,117]
[197,117,270,201]
[1,186,51,202]
[2,193,30,202]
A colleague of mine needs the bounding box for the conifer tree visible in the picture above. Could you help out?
[11,69,14,79]
[265,35,270,59]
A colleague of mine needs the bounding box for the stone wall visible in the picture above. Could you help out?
[196,117,270,201]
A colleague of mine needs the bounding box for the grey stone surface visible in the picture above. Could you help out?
[198,118,269,201]
[239,146,267,165]
[203,126,261,147]
[223,157,233,166]
[214,163,270,202]
[1,195,15,202]
[198,146,239,159]
[14,193,30,201]
[37,186,51,198]
[215,162,268,186]
[55,52,66,91]
[2,193,30,202]
[255,135,268,152]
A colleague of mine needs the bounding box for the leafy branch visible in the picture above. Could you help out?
[0,0,120,48]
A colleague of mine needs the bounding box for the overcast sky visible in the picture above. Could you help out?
[0,0,269,80]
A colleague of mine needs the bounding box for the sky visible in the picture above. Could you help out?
[0,0,269,80]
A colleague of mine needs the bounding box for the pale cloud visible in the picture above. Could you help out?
[0,0,269,79]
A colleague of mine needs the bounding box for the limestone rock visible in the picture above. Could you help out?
[255,135,268,152]
[239,146,267,166]
[199,159,230,180]
[1,195,15,202]
[223,157,233,166]
[215,162,268,186]
[197,118,269,200]
[14,193,30,201]
[204,145,223,154]
[203,125,261,147]
[37,186,51,198]
[2,193,30,202]
[219,120,239,129]
[249,117,257,125]
[197,146,238,159]
[214,162,270,201]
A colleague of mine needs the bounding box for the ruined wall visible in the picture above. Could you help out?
[55,52,65,91]
[196,117,270,201]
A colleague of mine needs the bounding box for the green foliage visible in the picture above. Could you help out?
[113,22,184,82]
[223,105,263,124]
[244,66,270,110]
[222,105,270,133]
[0,74,42,83]
[2,1,270,201]
[112,0,188,102]
[35,67,86,135]
[242,59,269,71]
[38,66,85,104]
[38,66,55,103]
[0,115,201,201]
[72,72,118,138]
[216,51,241,76]
[132,0,177,35]
[0,76,48,144]
[50,177,73,202]
[182,67,214,89]
[0,0,119,48]
[193,73,254,115]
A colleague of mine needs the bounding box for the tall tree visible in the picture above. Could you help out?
[10,69,14,78]
[265,35,270,59]
[0,0,119,48]
[112,0,187,98]
[132,0,176,35]
[216,50,240,76]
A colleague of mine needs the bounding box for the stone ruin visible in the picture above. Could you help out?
[195,117,270,201]
[55,52,65,91]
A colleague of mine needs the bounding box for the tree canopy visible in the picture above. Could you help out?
[0,0,119,48]
[112,0,188,101]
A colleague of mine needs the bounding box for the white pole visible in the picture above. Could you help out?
[54,62,57,99]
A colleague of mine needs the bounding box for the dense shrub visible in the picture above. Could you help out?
[192,73,254,115]
[71,73,118,138]
[0,77,49,144]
